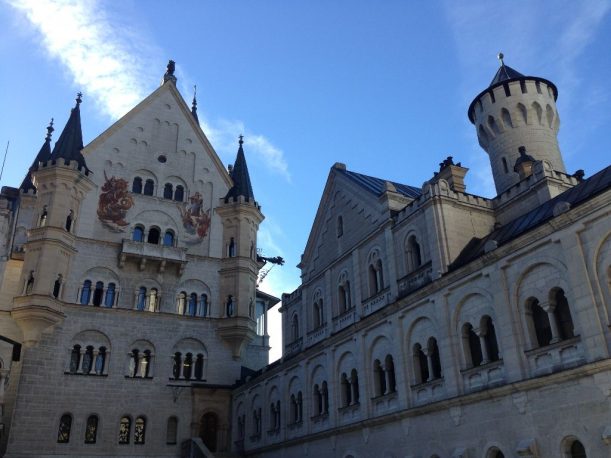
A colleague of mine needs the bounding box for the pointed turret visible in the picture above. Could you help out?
[20,119,54,194]
[489,52,524,86]
[190,85,200,124]
[50,93,89,173]
[225,136,255,202]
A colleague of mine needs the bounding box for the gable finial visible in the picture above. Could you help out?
[46,118,55,141]
[239,135,244,147]
[191,85,199,124]
[163,59,177,85]
[497,52,505,67]
[76,92,82,105]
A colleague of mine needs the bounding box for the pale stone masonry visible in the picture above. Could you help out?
[0,56,610,458]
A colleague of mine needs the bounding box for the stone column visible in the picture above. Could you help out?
[424,349,436,381]
[474,328,490,365]
[543,303,561,343]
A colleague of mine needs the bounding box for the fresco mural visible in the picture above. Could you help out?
[179,191,211,244]
[97,172,134,231]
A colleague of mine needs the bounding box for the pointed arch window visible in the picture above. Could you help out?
[80,280,92,305]
[84,415,98,444]
[118,416,131,444]
[132,177,143,193]
[134,417,146,444]
[174,185,184,202]
[143,179,154,196]
[163,183,174,199]
[57,414,72,443]
[104,283,116,307]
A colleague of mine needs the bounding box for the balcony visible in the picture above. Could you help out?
[361,288,391,317]
[410,377,445,406]
[332,308,357,333]
[371,391,399,416]
[524,336,584,376]
[397,261,433,299]
[119,239,187,274]
[306,323,328,347]
[460,360,505,393]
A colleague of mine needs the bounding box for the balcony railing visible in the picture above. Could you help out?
[524,336,584,376]
[306,323,328,347]
[361,288,391,317]
[397,261,433,299]
[119,239,188,274]
[410,377,445,406]
[332,308,358,333]
[460,360,505,392]
[285,337,303,356]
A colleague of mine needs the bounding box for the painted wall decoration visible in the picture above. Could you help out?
[179,191,211,244]
[97,171,134,231]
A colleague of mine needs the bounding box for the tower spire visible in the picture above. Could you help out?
[225,135,255,202]
[191,85,199,124]
[50,93,89,173]
[20,119,55,193]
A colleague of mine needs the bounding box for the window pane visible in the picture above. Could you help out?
[57,414,72,443]
[118,417,131,444]
[134,417,146,444]
[84,415,98,444]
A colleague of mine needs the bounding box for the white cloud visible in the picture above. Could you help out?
[9,0,160,119]
[9,0,291,181]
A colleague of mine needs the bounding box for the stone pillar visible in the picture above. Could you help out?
[474,328,490,365]
[543,303,560,343]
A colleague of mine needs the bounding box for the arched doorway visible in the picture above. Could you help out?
[199,412,218,452]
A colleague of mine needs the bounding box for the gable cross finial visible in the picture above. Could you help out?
[76,92,83,104]
[239,135,244,146]
[497,52,505,67]
[46,118,55,140]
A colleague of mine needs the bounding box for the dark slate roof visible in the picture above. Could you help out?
[20,122,54,193]
[50,94,89,173]
[489,63,524,86]
[450,166,611,271]
[337,168,422,199]
[225,139,255,202]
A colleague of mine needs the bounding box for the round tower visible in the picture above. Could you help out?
[468,53,566,195]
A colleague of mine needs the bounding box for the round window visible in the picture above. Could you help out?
[157,155,167,163]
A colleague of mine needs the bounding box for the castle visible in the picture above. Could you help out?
[0,56,609,458]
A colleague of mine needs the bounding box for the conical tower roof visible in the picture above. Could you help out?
[20,119,54,193]
[51,93,89,173]
[225,136,255,202]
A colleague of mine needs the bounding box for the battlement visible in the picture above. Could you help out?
[36,158,92,176]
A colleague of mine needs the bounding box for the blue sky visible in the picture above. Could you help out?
[1,1,610,360]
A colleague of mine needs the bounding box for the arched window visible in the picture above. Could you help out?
[482,316,500,362]
[69,345,81,373]
[133,225,144,242]
[428,337,442,379]
[132,177,143,193]
[183,353,193,379]
[406,235,422,273]
[297,392,303,422]
[39,206,48,227]
[340,372,351,407]
[104,283,116,307]
[338,272,351,313]
[528,297,552,347]
[166,416,178,445]
[148,288,158,312]
[143,179,154,196]
[147,227,160,244]
[118,416,131,444]
[57,414,72,443]
[290,394,297,423]
[313,383,322,416]
[188,293,198,316]
[291,314,300,341]
[163,230,175,246]
[413,343,429,384]
[80,280,92,305]
[200,294,208,317]
[174,185,184,202]
[177,292,186,315]
[313,296,324,329]
[569,440,587,458]
[84,415,98,444]
[172,352,182,379]
[134,417,146,444]
[92,281,104,306]
[373,359,386,396]
[65,210,74,232]
[337,216,343,237]
[163,183,173,199]
[368,252,384,296]
[129,349,141,377]
[385,354,396,393]
[463,323,483,367]
[95,347,106,375]
[321,381,329,414]
[351,368,360,403]
[53,274,62,299]
[552,288,575,340]
[136,287,147,311]
[82,345,94,374]
[228,237,236,257]
[194,353,204,380]
[488,448,505,458]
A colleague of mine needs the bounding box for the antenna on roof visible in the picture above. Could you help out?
[0,141,9,184]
